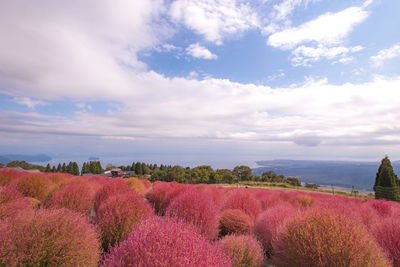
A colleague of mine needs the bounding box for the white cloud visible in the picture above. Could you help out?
[186,43,217,60]
[0,0,168,100]
[3,71,400,150]
[370,44,400,67]
[169,0,259,45]
[291,45,364,66]
[12,97,47,108]
[267,5,369,49]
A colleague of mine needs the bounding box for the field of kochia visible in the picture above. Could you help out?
[1,169,399,266]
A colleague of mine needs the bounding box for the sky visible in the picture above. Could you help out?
[1,0,400,167]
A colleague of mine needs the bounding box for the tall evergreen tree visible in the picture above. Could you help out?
[45,163,51,172]
[61,163,66,173]
[135,162,143,175]
[374,156,399,201]
[51,166,56,172]
[72,162,79,176]
[57,163,62,172]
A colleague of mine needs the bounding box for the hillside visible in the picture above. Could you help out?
[253,159,400,191]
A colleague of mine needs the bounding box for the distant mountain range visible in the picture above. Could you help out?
[253,159,400,191]
[0,154,52,164]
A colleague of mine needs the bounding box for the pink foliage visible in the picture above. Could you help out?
[166,189,220,239]
[369,199,393,218]
[220,209,254,236]
[0,185,34,220]
[94,179,133,211]
[145,181,172,214]
[272,209,391,267]
[101,217,232,267]
[0,169,20,185]
[125,178,147,195]
[254,205,296,254]
[223,189,261,221]
[15,173,54,201]
[46,182,95,215]
[219,235,264,267]
[255,189,283,210]
[95,192,153,249]
[0,184,24,203]
[0,208,101,266]
[371,217,400,266]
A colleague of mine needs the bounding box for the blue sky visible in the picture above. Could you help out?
[1,0,400,167]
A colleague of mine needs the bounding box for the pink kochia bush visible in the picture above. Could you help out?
[0,185,33,220]
[272,209,391,267]
[145,181,172,214]
[223,189,261,221]
[0,208,101,266]
[166,189,220,239]
[95,191,153,249]
[45,181,95,215]
[371,217,400,266]
[219,235,264,267]
[16,173,54,201]
[101,217,232,267]
[220,209,254,236]
[254,205,296,255]
[94,179,133,211]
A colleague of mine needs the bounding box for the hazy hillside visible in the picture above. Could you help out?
[253,159,400,191]
[0,154,52,164]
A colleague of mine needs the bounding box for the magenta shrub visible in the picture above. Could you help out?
[219,235,264,267]
[0,185,33,220]
[220,209,254,236]
[272,209,391,267]
[95,192,153,249]
[0,185,24,203]
[101,217,232,267]
[166,189,220,239]
[16,173,54,201]
[0,169,20,185]
[125,178,147,195]
[254,205,296,254]
[45,181,95,215]
[145,181,172,214]
[223,189,261,221]
[0,208,101,266]
[255,190,283,210]
[372,217,400,266]
[369,199,393,218]
[94,179,133,211]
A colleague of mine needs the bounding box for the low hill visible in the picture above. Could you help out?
[253,159,400,191]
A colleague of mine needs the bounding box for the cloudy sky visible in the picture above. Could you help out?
[1,0,400,166]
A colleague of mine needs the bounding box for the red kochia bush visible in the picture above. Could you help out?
[145,181,172,214]
[255,205,296,255]
[0,185,33,220]
[46,182,95,215]
[95,192,153,249]
[166,189,220,239]
[0,169,20,185]
[272,209,391,267]
[125,178,147,196]
[369,199,393,218]
[223,189,261,221]
[372,217,400,266]
[0,208,101,266]
[101,217,232,267]
[219,235,264,267]
[16,173,54,201]
[0,185,24,203]
[94,179,133,211]
[220,209,254,236]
